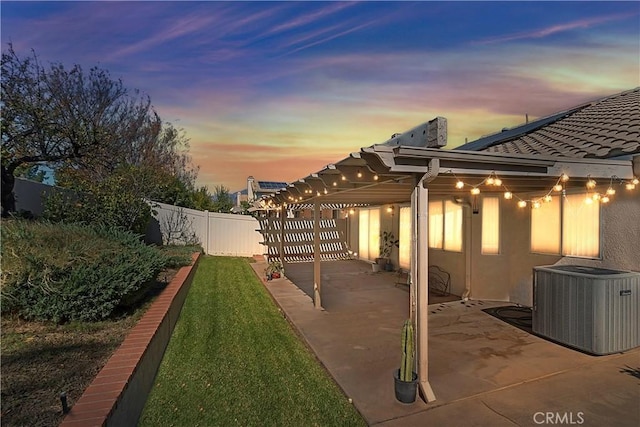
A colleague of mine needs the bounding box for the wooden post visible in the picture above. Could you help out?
[279,205,286,267]
[313,200,322,309]
[412,177,436,402]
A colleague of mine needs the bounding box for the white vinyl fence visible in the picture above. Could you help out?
[149,202,264,257]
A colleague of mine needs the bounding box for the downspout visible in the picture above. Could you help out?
[411,159,440,321]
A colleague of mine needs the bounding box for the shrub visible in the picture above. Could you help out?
[42,165,154,235]
[1,220,168,323]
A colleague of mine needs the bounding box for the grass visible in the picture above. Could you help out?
[139,256,366,427]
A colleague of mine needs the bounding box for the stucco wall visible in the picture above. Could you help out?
[470,190,639,307]
[346,189,638,306]
[554,190,640,271]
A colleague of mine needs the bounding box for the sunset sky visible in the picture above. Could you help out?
[2,1,639,192]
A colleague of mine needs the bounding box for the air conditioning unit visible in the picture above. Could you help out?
[533,265,640,355]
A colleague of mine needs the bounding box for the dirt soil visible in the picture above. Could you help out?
[0,269,178,427]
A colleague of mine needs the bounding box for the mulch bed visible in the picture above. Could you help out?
[0,268,178,427]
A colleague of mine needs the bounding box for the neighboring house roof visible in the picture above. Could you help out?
[255,181,288,192]
[456,88,640,159]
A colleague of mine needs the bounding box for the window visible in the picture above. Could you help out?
[358,208,380,260]
[482,196,500,254]
[428,201,443,249]
[562,194,600,257]
[399,206,412,269]
[428,200,462,252]
[530,194,600,258]
[531,196,561,254]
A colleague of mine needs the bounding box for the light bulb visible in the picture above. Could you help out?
[586,179,596,189]
[504,191,513,200]
[533,201,541,209]
[601,196,610,203]
[341,175,346,181]
[606,187,615,196]
[357,170,363,178]
[455,181,465,189]
[560,174,570,182]
[543,195,552,203]
[323,188,328,194]
[585,196,593,205]
[633,178,639,185]
[486,177,495,185]
[626,183,636,190]
[471,187,480,195]
[553,184,563,192]
[517,200,527,208]
[494,178,502,186]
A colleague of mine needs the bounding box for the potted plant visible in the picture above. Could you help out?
[378,231,399,271]
[265,259,284,280]
[394,319,418,403]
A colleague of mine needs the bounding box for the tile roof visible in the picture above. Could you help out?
[457,88,639,159]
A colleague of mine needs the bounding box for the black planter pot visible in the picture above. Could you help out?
[393,369,418,404]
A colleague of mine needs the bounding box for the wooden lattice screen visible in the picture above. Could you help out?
[258,217,352,263]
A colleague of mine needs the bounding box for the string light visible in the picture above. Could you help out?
[357,169,363,178]
[449,171,636,209]
[373,174,379,181]
[341,175,346,181]
[333,181,337,187]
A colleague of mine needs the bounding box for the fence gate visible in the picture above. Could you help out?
[258,217,352,263]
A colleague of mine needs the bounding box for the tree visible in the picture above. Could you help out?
[211,185,233,213]
[43,164,155,234]
[191,186,216,211]
[1,44,197,216]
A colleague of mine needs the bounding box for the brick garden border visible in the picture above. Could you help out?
[60,252,201,427]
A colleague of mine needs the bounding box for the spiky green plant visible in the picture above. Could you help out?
[400,319,414,382]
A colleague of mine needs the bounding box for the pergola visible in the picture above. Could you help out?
[258,118,636,402]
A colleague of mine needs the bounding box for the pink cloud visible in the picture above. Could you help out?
[476,13,636,44]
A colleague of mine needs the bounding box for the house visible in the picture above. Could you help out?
[257,88,639,401]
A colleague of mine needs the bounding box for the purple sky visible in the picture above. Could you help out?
[2,1,639,192]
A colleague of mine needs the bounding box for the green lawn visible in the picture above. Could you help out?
[139,256,365,427]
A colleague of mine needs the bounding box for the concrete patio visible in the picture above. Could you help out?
[250,259,640,427]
